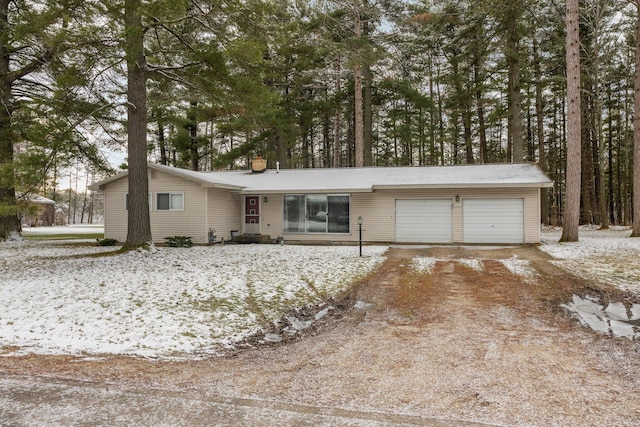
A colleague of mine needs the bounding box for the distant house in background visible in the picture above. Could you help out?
[90,162,553,245]
[18,193,55,227]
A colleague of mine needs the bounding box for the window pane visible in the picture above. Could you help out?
[284,195,305,232]
[170,193,183,210]
[306,195,327,233]
[328,195,350,233]
[157,193,169,210]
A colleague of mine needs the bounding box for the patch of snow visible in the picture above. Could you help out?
[0,243,386,358]
[3,231,24,242]
[314,306,334,321]
[456,258,484,271]
[285,317,313,332]
[354,301,372,310]
[21,225,104,236]
[541,226,640,293]
[411,257,437,273]
[499,257,537,279]
[263,333,282,343]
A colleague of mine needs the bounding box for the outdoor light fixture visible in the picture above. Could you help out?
[455,195,460,203]
[263,196,268,203]
[357,216,363,257]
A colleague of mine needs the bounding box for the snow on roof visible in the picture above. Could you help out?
[16,193,55,204]
[93,163,553,193]
[225,163,553,193]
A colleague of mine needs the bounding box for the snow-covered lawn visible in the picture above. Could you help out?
[4,224,640,358]
[540,225,640,293]
[0,236,386,359]
[21,224,104,236]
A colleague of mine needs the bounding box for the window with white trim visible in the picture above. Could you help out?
[283,194,350,233]
[156,192,184,211]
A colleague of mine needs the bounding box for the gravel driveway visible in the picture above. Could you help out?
[2,246,640,426]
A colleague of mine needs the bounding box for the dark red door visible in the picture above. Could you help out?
[245,196,260,225]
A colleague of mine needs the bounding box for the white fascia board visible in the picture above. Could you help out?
[201,182,245,190]
[91,171,129,190]
[238,188,374,194]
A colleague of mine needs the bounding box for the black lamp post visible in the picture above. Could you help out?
[357,216,363,257]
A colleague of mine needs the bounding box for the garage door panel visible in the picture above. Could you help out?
[463,199,523,244]
[396,199,452,243]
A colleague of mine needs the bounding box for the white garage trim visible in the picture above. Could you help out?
[463,198,524,244]
[395,199,453,243]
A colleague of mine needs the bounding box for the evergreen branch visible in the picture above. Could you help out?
[147,62,203,73]
[5,50,56,85]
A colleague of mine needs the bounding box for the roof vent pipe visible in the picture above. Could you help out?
[276,161,280,173]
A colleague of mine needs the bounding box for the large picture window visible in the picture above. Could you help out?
[283,194,350,233]
[156,192,184,211]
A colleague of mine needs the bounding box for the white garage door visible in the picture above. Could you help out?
[395,199,452,243]
[463,198,524,244]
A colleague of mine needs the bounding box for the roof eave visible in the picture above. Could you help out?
[373,182,554,190]
[90,170,129,191]
[239,188,374,194]
[202,183,245,190]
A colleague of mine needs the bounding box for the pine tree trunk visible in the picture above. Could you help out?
[506,6,524,163]
[561,0,581,242]
[188,102,199,171]
[124,0,152,248]
[580,93,594,224]
[353,0,364,168]
[274,130,288,169]
[475,65,488,164]
[333,55,341,168]
[363,62,373,166]
[362,7,373,167]
[158,117,167,166]
[632,3,640,236]
[534,38,549,224]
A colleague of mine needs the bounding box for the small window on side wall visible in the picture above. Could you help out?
[156,192,184,211]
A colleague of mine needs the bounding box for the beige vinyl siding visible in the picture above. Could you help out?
[102,169,208,243]
[150,169,207,243]
[261,194,283,239]
[103,176,129,242]
[259,187,541,244]
[101,167,542,244]
[206,188,241,241]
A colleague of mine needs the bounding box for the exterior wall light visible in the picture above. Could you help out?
[263,196,268,203]
[455,195,460,203]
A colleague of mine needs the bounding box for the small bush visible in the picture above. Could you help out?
[96,238,118,246]
[165,235,193,248]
